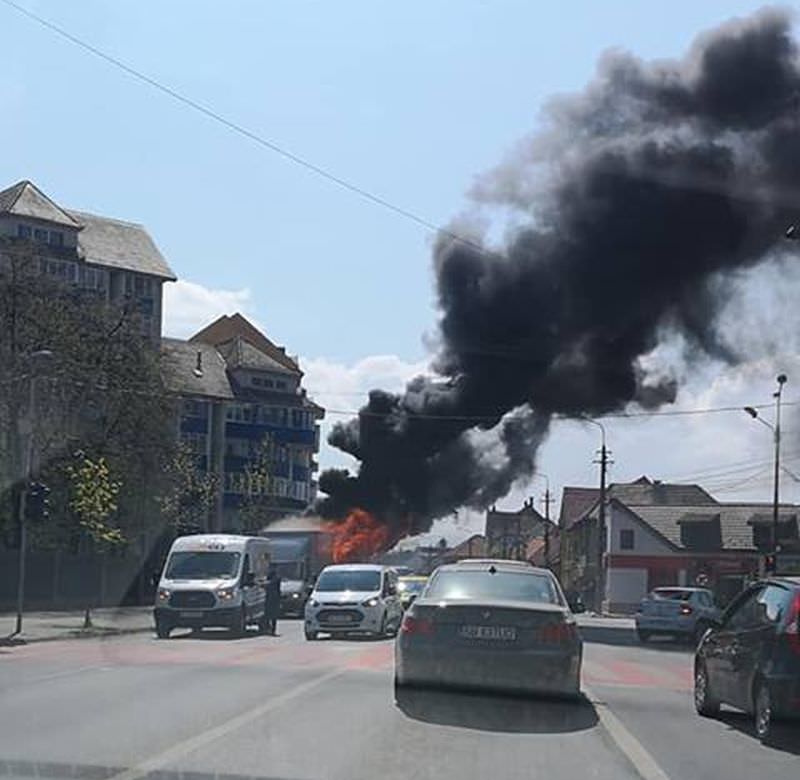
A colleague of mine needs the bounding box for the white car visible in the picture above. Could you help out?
[304,564,403,640]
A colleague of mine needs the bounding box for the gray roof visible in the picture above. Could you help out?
[608,477,716,507]
[0,180,80,227]
[69,210,176,280]
[218,336,299,375]
[625,503,800,552]
[161,338,233,400]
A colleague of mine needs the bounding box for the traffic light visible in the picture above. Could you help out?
[25,481,51,523]
[764,554,777,575]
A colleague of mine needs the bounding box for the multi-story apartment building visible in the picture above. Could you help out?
[162,314,324,530]
[0,180,175,339]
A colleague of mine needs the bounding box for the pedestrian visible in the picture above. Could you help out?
[264,565,281,635]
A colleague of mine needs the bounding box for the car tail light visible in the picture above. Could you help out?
[680,604,693,616]
[401,615,435,636]
[539,621,577,644]
[786,593,800,656]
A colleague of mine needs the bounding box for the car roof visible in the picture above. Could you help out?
[399,575,427,581]
[652,586,709,592]
[170,534,260,551]
[320,563,386,572]
[437,558,551,576]
[767,576,800,587]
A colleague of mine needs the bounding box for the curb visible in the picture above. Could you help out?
[0,624,153,647]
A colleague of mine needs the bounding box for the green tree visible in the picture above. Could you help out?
[159,442,219,535]
[238,434,276,532]
[0,236,176,555]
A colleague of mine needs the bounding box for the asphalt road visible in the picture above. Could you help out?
[0,617,797,780]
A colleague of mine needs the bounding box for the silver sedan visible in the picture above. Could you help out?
[395,559,582,697]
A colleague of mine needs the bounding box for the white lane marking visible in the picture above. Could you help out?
[107,667,346,780]
[584,685,672,780]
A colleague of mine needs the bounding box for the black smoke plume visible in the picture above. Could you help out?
[318,8,800,535]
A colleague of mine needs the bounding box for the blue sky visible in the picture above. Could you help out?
[3,1,798,538]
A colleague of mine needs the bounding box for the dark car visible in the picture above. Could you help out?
[395,559,582,698]
[694,577,800,742]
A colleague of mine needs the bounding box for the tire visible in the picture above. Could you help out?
[155,619,171,640]
[754,681,774,743]
[694,661,720,718]
[230,606,247,638]
[636,628,650,643]
[305,629,318,641]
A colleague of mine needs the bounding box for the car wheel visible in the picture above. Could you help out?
[636,628,650,643]
[155,619,171,639]
[305,629,318,641]
[694,661,720,717]
[754,681,773,743]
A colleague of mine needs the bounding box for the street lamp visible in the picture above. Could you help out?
[13,349,54,637]
[582,417,609,614]
[743,373,787,575]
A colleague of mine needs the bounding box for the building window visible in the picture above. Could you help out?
[33,228,48,243]
[49,231,64,247]
[620,529,635,550]
[17,224,32,239]
[252,377,263,387]
[276,380,287,390]
[183,399,207,418]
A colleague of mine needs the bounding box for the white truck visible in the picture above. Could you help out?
[260,521,333,616]
[154,534,271,638]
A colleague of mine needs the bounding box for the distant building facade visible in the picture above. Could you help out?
[0,180,175,340]
[485,500,554,560]
[162,314,324,530]
[560,476,800,612]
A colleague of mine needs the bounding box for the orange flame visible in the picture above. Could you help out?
[326,509,394,563]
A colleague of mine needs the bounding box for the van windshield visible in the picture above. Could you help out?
[315,570,381,592]
[165,551,241,580]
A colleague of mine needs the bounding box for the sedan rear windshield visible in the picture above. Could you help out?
[424,570,562,605]
[315,570,381,592]
[651,589,693,601]
[165,551,241,580]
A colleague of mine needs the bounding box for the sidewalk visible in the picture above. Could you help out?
[0,606,154,645]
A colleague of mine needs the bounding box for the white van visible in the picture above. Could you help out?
[303,564,403,640]
[154,534,271,638]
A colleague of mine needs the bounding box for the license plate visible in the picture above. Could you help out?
[326,614,353,624]
[180,611,203,618]
[458,624,517,641]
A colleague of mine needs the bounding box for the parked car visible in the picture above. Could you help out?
[398,575,428,610]
[635,587,721,644]
[304,564,403,640]
[395,559,582,697]
[694,577,800,742]
[154,534,271,638]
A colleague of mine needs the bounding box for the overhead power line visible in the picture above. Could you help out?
[0,0,487,255]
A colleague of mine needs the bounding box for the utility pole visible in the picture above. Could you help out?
[541,488,552,570]
[13,350,53,637]
[772,374,787,573]
[584,417,610,615]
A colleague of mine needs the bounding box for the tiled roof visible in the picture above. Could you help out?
[559,487,600,528]
[626,503,800,552]
[450,534,486,557]
[69,210,176,280]
[0,180,80,227]
[190,313,301,374]
[217,336,299,375]
[161,338,234,400]
[607,478,717,507]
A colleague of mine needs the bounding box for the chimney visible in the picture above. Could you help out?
[193,350,203,378]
